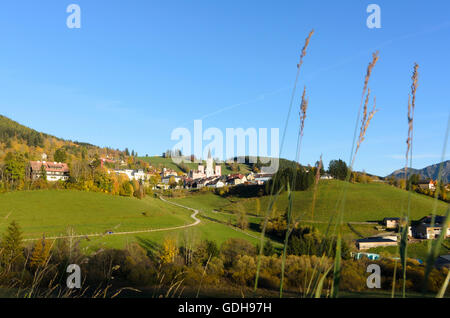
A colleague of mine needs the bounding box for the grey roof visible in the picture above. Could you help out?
[357,237,397,243]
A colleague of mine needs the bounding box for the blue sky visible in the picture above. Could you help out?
[0,0,449,176]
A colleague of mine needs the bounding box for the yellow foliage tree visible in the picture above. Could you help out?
[30,236,52,268]
[160,238,178,264]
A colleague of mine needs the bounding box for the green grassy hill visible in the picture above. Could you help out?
[1,180,446,253]
[0,190,268,252]
[0,190,193,239]
[230,180,449,222]
[170,180,449,249]
[171,180,448,223]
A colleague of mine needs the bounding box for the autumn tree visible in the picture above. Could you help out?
[30,236,52,269]
[120,182,134,197]
[3,152,27,188]
[235,203,248,230]
[160,238,178,264]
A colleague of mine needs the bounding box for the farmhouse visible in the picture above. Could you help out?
[253,173,273,184]
[383,217,400,230]
[418,180,436,191]
[206,178,225,188]
[162,175,182,185]
[114,169,148,181]
[29,161,69,182]
[356,236,398,250]
[161,167,178,178]
[412,215,450,239]
[226,174,247,186]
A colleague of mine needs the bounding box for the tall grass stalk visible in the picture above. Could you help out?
[436,269,450,298]
[310,155,322,221]
[423,204,450,294]
[254,29,314,293]
[422,113,449,294]
[331,52,379,298]
[278,87,309,297]
[391,259,398,298]
[279,184,293,298]
[400,63,419,298]
[314,265,332,298]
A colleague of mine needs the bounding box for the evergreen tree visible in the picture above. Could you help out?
[328,159,349,180]
[0,221,24,270]
[54,148,67,163]
[39,164,47,181]
[263,240,275,256]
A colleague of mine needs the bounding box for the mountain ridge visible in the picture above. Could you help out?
[387,160,450,183]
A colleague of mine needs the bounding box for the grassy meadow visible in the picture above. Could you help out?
[0,190,193,239]
[0,180,447,254]
[169,180,449,253]
[225,180,449,222]
[0,189,266,252]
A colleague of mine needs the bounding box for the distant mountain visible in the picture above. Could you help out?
[387,160,450,183]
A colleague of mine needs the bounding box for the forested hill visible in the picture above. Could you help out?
[0,114,125,163]
[0,114,51,148]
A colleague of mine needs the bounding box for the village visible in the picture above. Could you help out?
[26,151,276,191]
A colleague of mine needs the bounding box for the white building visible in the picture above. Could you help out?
[253,173,273,184]
[207,179,225,188]
[29,161,69,182]
[162,175,182,184]
[188,150,221,179]
[161,168,178,178]
[115,169,148,181]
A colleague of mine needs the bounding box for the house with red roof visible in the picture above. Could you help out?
[29,161,70,182]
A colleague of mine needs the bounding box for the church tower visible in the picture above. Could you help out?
[205,149,214,177]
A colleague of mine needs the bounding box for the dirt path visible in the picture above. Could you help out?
[24,196,201,241]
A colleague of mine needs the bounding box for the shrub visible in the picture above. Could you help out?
[220,238,256,267]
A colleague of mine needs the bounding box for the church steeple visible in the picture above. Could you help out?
[205,148,214,177]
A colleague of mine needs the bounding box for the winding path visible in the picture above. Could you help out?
[24,196,201,241]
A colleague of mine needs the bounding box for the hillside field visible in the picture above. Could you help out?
[0,180,447,254]
[0,190,194,239]
[0,190,264,252]
[171,180,449,223]
[227,180,449,222]
[170,180,449,248]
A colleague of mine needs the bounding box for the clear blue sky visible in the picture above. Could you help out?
[0,0,449,176]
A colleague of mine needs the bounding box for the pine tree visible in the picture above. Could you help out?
[0,221,24,270]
